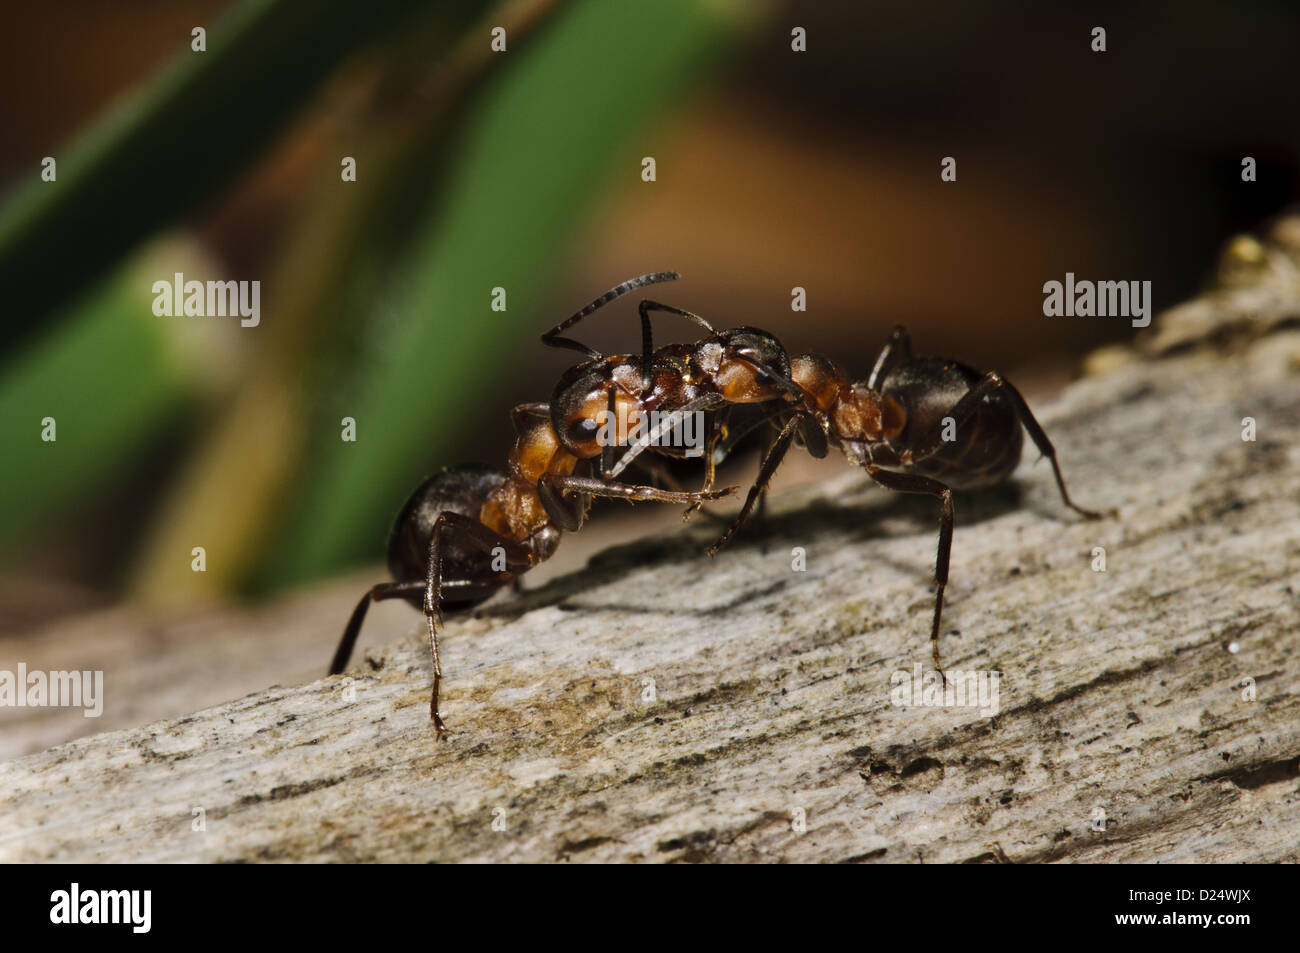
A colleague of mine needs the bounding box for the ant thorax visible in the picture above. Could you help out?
[480,416,577,542]
[791,354,892,444]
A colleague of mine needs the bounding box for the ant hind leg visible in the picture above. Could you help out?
[424,513,536,739]
[904,371,1113,520]
[866,325,914,391]
[329,581,426,676]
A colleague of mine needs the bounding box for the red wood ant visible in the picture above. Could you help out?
[329,273,804,737]
[330,274,1110,737]
[676,325,1112,677]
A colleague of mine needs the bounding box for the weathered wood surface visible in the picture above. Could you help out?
[2,273,1299,862]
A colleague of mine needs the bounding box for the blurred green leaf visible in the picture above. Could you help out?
[0,0,481,357]
[0,262,193,556]
[267,0,741,585]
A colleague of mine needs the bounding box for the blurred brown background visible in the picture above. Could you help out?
[1,0,1297,632]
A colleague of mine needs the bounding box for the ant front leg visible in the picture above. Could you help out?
[680,409,732,524]
[623,453,731,528]
[424,513,536,739]
[539,473,736,513]
[907,372,1113,520]
[707,413,803,556]
[863,465,955,681]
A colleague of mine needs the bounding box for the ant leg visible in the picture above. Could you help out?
[907,372,1112,520]
[625,454,730,526]
[329,581,426,675]
[682,414,738,523]
[712,401,805,463]
[539,473,736,513]
[540,273,682,359]
[687,403,811,532]
[680,409,732,523]
[866,325,914,390]
[707,414,802,556]
[863,465,955,681]
[991,375,1114,519]
[425,513,536,739]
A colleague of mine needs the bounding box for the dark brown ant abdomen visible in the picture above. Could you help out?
[385,464,512,610]
[879,357,1024,490]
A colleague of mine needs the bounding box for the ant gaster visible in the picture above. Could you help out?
[329,273,805,737]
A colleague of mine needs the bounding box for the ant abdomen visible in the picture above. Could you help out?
[386,464,510,610]
[880,357,1024,490]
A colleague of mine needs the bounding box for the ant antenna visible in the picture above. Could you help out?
[541,272,680,358]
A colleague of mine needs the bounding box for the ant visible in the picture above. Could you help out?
[329,273,810,737]
[650,324,1112,680]
[549,279,1113,682]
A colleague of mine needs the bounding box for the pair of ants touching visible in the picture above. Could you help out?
[330,273,1109,737]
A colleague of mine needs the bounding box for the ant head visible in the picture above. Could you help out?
[550,359,620,457]
[695,327,795,404]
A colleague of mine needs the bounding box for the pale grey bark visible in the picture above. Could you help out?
[3,229,1299,862]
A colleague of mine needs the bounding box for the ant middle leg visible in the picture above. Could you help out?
[863,465,955,680]
[905,371,1111,520]
[330,578,497,675]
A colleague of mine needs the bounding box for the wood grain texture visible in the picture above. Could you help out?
[2,291,1299,863]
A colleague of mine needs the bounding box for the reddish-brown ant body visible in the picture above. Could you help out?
[331,274,1109,737]
[330,273,801,736]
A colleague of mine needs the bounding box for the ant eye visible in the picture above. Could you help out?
[567,417,599,443]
